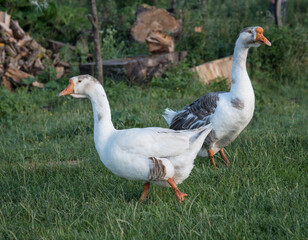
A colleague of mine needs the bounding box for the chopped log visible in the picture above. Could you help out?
[27,38,40,50]
[34,58,44,70]
[8,55,22,69]
[191,56,233,84]
[18,59,24,67]
[131,5,182,43]
[12,42,20,54]
[4,66,44,88]
[2,76,13,91]
[48,39,75,53]
[26,49,40,68]
[17,34,32,47]
[79,51,188,84]
[18,34,45,54]
[32,81,44,88]
[5,66,32,84]
[5,44,17,57]
[146,30,174,54]
[55,66,64,79]
[0,22,13,36]
[9,37,17,43]
[10,20,25,40]
[0,12,11,27]
[0,43,5,62]
[20,49,28,58]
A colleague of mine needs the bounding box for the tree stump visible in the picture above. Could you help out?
[130,5,182,43]
[79,51,188,84]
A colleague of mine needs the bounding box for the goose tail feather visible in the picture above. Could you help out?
[163,108,177,126]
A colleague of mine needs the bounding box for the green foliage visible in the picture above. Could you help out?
[151,62,197,94]
[249,26,307,85]
[21,77,36,85]
[100,28,126,60]
[59,44,76,63]
[1,0,89,43]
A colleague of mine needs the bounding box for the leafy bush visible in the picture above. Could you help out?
[151,62,197,93]
[1,0,89,43]
[100,28,126,60]
[248,26,307,85]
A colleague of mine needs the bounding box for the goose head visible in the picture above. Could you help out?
[59,75,99,98]
[237,26,271,48]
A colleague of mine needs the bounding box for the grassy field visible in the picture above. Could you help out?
[0,72,307,239]
[1,0,308,239]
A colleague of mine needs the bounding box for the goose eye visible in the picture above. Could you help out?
[247,30,253,34]
[78,80,82,83]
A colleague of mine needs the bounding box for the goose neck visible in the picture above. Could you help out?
[230,42,253,96]
[89,84,115,141]
[232,43,249,73]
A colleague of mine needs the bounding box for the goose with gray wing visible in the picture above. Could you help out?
[163,26,271,167]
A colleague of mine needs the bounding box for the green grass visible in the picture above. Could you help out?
[0,75,307,239]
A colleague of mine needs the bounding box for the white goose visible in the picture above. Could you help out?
[163,26,271,167]
[59,75,212,203]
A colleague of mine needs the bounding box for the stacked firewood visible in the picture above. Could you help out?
[0,12,70,91]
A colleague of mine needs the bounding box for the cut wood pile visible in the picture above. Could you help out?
[0,12,70,91]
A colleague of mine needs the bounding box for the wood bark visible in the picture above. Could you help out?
[79,51,187,84]
[10,20,25,39]
[0,12,10,27]
[88,0,103,84]
[5,66,32,84]
[2,76,13,91]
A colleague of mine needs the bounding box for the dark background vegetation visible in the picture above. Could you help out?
[0,0,307,239]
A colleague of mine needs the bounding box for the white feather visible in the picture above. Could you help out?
[163,108,177,126]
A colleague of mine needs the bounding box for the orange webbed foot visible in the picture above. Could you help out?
[219,148,231,166]
[139,182,150,203]
[175,191,188,203]
[208,149,217,169]
[167,178,187,203]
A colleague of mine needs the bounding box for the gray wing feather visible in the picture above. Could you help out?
[170,92,223,130]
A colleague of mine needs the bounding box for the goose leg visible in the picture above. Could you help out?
[167,178,187,203]
[219,148,231,165]
[139,182,150,202]
[208,149,217,168]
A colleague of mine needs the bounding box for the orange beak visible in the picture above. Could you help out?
[255,27,271,46]
[59,79,74,96]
